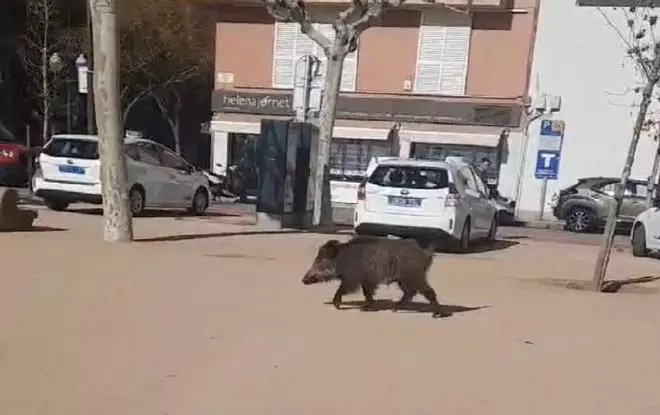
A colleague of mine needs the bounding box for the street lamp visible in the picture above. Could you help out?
[49,52,73,133]
[75,54,89,95]
[75,53,94,134]
[48,52,64,74]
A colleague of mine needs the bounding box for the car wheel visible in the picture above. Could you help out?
[129,186,145,216]
[632,224,649,257]
[487,215,498,242]
[566,207,596,233]
[44,198,69,211]
[189,188,209,216]
[458,218,471,253]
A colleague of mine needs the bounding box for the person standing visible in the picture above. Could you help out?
[475,157,492,184]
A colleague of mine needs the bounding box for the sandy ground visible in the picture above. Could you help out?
[1,207,660,415]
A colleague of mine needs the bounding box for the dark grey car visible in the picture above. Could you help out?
[551,177,658,233]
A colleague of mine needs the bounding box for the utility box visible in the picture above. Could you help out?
[256,119,318,229]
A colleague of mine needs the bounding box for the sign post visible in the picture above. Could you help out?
[534,119,565,220]
[292,55,322,123]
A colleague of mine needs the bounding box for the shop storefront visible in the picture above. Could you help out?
[210,89,522,214]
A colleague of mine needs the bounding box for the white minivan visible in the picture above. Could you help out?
[353,157,498,251]
[33,134,211,215]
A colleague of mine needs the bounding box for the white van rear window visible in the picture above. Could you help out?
[368,165,449,190]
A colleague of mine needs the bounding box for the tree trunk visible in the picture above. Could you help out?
[646,137,660,208]
[89,0,133,242]
[592,80,655,290]
[312,51,345,226]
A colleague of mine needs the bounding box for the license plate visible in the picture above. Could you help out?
[59,165,85,175]
[388,196,421,207]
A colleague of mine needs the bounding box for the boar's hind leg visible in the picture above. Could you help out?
[419,282,451,318]
[360,282,377,311]
[393,282,416,312]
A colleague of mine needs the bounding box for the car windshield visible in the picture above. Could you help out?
[43,138,99,160]
[368,165,449,189]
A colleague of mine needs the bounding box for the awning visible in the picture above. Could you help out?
[210,113,393,140]
[399,124,502,147]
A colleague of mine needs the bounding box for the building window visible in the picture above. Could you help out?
[413,11,471,96]
[272,22,358,91]
[329,138,392,182]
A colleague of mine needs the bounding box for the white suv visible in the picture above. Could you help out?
[353,157,498,251]
[33,134,211,215]
[630,199,660,257]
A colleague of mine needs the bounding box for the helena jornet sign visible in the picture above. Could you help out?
[212,89,522,128]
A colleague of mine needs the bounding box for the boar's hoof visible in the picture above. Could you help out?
[432,309,452,318]
[333,300,342,310]
[360,302,376,312]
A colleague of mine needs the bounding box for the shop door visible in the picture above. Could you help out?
[228,133,260,198]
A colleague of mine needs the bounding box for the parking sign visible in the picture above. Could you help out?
[535,119,565,180]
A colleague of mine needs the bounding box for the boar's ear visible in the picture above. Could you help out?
[319,239,342,258]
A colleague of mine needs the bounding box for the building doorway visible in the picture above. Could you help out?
[228,132,260,199]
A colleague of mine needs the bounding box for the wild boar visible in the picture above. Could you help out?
[302,236,449,318]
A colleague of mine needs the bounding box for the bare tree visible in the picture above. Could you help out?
[151,90,183,155]
[263,0,404,226]
[592,5,660,291]
[18,0,78,144]
[89,0,133,242]
[118,0,212,146]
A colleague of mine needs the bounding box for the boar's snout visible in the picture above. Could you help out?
[302,239,343,285]
[302,265,336,285]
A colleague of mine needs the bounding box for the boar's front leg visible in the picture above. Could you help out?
[332,280,350,310]
[419,282,451,318]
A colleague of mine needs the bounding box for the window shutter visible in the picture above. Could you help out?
[440,25,470,95]
[272,22,297,88]
[414,11,471,95]
[341,44,358,92]
[272,20,359,91]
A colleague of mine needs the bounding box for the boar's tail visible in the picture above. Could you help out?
[423,245,435,271]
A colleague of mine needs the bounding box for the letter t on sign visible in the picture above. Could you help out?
[541,152,555,168]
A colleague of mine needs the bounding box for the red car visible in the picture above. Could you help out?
[0,123,30,187]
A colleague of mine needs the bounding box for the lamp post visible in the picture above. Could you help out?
[49,52,74,133]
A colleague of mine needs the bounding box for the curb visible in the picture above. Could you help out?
[502,219,565,231]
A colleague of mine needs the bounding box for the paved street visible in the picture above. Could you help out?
[12,187,632,249]
[1,208,659,415]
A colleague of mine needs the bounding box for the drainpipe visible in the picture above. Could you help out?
[513,108,544,218]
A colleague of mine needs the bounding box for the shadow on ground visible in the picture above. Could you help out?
[325,299,488,317]
[140,229,520,256]
[68,208,242,219]
[136,227,355,243]
[440,238,520,254]
[517,276,660,295]
[0,226,67,233]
